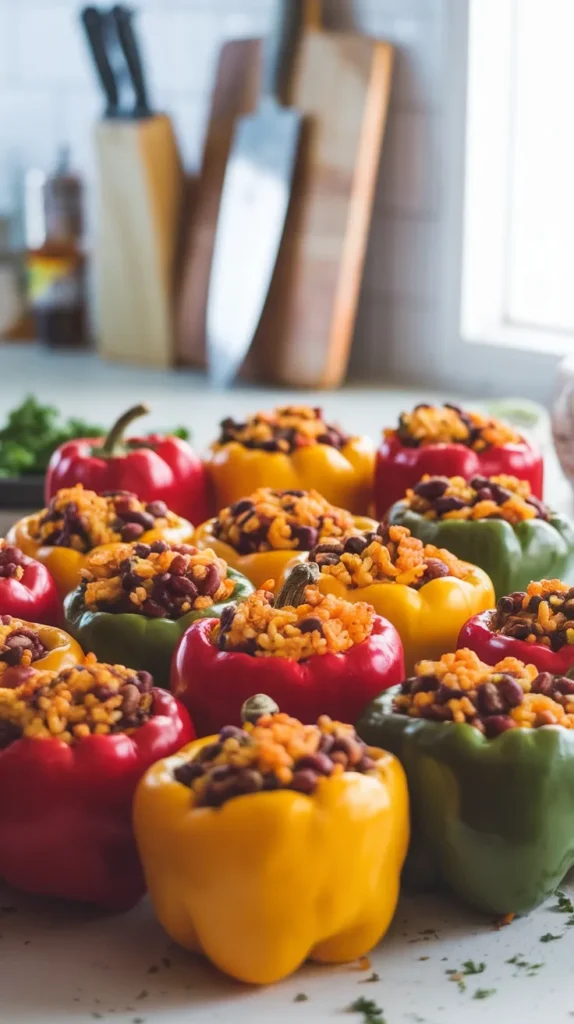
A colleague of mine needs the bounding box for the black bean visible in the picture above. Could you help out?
[290,525,318,550]
[146,500,168,518]
[505,623,531,640]
[435,683,464,703]
[469,475,490,491]
[413,477,449,500]
[497,596,515,615]
[418,704,453,721]
[344,535,369,555]
[295,753,333,775]
[409,674,440,694]
[290,769,319,794]
[299,617,323,634]
[484,715,516,737]
[122,571,144,591]
[220,604,237,631]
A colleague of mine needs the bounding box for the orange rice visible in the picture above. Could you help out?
[215,583,374,661]
[493,579,574,650]
[390,404,522,451]
[212,487,356,554]
[216,405,349,453]
[405,474,546,524]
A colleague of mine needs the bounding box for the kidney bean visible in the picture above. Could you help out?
[316,553,341,566]
[331,735,363,766]
[122,510,156,530]
[168,555,187,576]
[219,724,249,742]
[199,741,222,761]
[419,704,453,721]
[132,543,151,558]
[299,617,324,634]
[290,769,319,794]
[169,575,199,600]
[204,768,264,806]
[496,596,515,615]
[141,599,168,618]
[313,542,344,555]
[120,683,141,717]
[290,525,318,550]
[330,750,349,767]
[136,671,154,692]
[200,564,221,598]
[121,523,145,541]
[505,623,532,640]
[469,475,490,491]
[476,682,506,716]
[490,484,513,503]
[318,733,335,754]
[151,540,169,553]
[484,715,516,737]
[344,535,369,555]
[295,753,334,775]
[413,477,449,500]
[476,487,494,501]
[531,672,554,696]
[421,558,450,581]
[551,631,568,651]
[145,500,168,518]
[554,677,574,695]
[497,674,524,707]
[410,674,440,694]
[283,489,306,497]
[174,760,205,786]
[435,683,464,704]
[357,754,378,772]
[433,496,467,514]
[122,571,144,591]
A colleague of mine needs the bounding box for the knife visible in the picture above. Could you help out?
[206,0,303,388]
[111,5,153,118]
[80,6,119,118]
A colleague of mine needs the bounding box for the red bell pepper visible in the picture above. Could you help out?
[0,686,193,910]
[458,609,574,675]
[0,541,60,625]
[171,614,405,737]
[375,430,543,518]
[46,403,210,526]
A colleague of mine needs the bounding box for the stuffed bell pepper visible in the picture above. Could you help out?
[8,483,193,598]
[358,647,574,915]
[0,539,60,625]
[46,403,210,525]
[205,405,374,515]
[375,403,543,516]
[194,486,377,590]
[134,696,409,984]
[171,563,404,735]
[64,540,253,688]
[389,474,574,598]
[292,523,493,673]
[0,614,83,679]
[460,578,574,674]
[0,656,192,909]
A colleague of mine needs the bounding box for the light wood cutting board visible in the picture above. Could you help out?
[176,4,393,388]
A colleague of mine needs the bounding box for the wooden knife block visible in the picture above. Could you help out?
[94,114,183,368]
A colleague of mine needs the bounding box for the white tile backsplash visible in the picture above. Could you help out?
[0,0,448,383]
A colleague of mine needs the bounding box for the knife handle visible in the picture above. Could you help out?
[259,0,303,104]
[111,4,152,118]
[80,6,119,117]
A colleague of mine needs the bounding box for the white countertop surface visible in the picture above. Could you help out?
[1,343,572,1024]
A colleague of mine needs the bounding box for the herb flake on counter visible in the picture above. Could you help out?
[461,960,486,975]
[346,996,387,1023]
[294,994,309,1002]
[359,973,380,984]
[506,955,544,975]
[553,890,574,914]
[474,989,496,1000]
[540,932,562,942]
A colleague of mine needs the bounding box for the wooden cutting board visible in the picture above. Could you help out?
[176,5,393,388]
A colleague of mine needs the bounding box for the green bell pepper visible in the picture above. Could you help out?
[357,687,574,915]
[388,503,574,599]
[64,568,254,689]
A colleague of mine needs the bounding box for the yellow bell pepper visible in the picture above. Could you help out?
[134,735,409,985]
[193,515,378,591]
[310,563,494,674]
[8,519,192,600]
[206,437,375,516]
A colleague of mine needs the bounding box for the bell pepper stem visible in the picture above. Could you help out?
[101,404,150,457]
[241,694,280,725]
[274,562,320,609]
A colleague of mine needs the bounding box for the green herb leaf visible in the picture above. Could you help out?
[359,973,380,984]
[473,989,496,1000]
[294,994,309,1003]
[462,960,486,975]
[346,996,387,1023]
[540,932,562,942]
[553,890,574,914]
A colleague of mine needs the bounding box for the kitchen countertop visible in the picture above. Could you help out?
[1,343,573,1024]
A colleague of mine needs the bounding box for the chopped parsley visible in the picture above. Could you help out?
[359,973,381,984]
[462,960,486,975]
[540,932,562,942]
[294,993,309,1002]
[506,955,544,976]
[474,989,496,1000]
[553,890,574,914]
[347,996,387,1024]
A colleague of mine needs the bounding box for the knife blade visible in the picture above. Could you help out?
[111,5,153,118]
[206,0,303,388]
[80,6,119,118]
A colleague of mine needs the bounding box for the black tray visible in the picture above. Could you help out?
[0,476,45,511]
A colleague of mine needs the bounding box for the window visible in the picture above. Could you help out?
[462,0,574,354]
